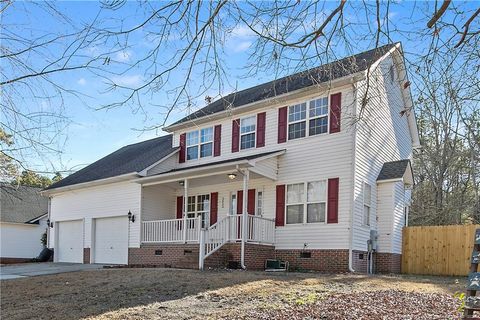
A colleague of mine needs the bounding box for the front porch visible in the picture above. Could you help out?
[141,215,275,245]
[135,150,284,269]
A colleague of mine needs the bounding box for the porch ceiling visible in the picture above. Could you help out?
[134,149,285,188]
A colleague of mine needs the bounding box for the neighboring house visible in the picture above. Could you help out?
[43,43,419,273]
[0,184,48,263]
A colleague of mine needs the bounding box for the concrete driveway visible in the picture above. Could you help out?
[0,262,104,280]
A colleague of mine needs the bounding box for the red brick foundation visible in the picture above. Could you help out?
[127,242,274,270]
[204,243,275,270]
[127,244,401,273]
[0,257,32,264]
[274,249,349,272]
[352,250,368,273]
[83,248,90,264]
[128,244,200,269]
[375,252,401,274]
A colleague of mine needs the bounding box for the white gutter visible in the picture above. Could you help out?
[133,160,252,184]
[41,172,139,196]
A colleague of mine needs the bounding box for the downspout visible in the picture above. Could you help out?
[183,179,188,243]
[349,81,358,272]
[238,167,249,270]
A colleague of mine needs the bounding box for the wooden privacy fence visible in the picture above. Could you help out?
[402,225,480,276]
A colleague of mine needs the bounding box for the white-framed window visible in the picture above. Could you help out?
[186,127,213,160]
[286,181,327,224]
[363,183,371,226]
[240,116,256,150]
[187,194,210,227]
[288,97,329,140]
[256,191,263,216]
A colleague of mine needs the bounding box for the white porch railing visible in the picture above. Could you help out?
[142,217,200,243]
[247,215,275,244]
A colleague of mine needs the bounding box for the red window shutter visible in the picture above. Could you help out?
[327,178,339,223]
[329,93,342,133]
[247,189,256,215]
[232,119,240,152]
[179,133,186,163]
[237,190,243,214]
[176,196,183,219]
[275,185,285,226]
[278,107,288,143]
[213,125,221,157]
[256,112,266,148]
[210,192,218,226]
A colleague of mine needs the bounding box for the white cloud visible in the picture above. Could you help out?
[77,78,87,86]
[232,41,252,53]
[111,74,142,87]
[115,50,132,62]
[231,24,255,37]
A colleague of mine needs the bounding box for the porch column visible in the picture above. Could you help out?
[241,169,249,269]
[183,179,188,243]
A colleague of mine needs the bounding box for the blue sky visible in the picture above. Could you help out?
[3,1,477,175]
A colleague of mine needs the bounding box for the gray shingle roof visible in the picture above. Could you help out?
[0,184,48,223]
[377,160,412,181]
[170,43,397,126]
[45,135,177,190]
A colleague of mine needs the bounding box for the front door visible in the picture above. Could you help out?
[187,194,210,228]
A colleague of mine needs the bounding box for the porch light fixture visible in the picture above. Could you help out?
[228,173,237,180]
[46,219,53,228]
[179,180,185,186]
[128,210,135,223]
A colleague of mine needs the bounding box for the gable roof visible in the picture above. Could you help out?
[168,43,397,128]
[0,184,48,223]
[45,135,177,191]
[377,160,413,181]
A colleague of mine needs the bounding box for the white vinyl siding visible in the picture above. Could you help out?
[0,220,47,259]
[168,84,354,250]
[352,52,414,252]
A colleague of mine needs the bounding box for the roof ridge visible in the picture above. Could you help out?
[168,43,399,127]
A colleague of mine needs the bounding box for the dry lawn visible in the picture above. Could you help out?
[0,268,466,320]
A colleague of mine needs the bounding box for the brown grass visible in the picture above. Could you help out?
[0,268,465,320]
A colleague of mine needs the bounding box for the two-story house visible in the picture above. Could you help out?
[43,43,419,273]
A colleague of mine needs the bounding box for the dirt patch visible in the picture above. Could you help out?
[0,268,465,320]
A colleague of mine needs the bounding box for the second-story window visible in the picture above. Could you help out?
[186,127,213,160]
[240,116,256,150]
[288,97,328,140]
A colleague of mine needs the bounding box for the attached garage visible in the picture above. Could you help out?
[56,220,84,263]
[93,216,128,264]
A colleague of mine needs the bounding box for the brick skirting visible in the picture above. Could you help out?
[128,242,275,270]
[0,257,32,264]
[128,244,200,269]
[375,252,401,274]
[126,244,400,274]
[83,248,90,264]
[274,249,349,272]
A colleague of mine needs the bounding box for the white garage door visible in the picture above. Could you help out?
[94,216,128,264]
[57,220,83,263]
